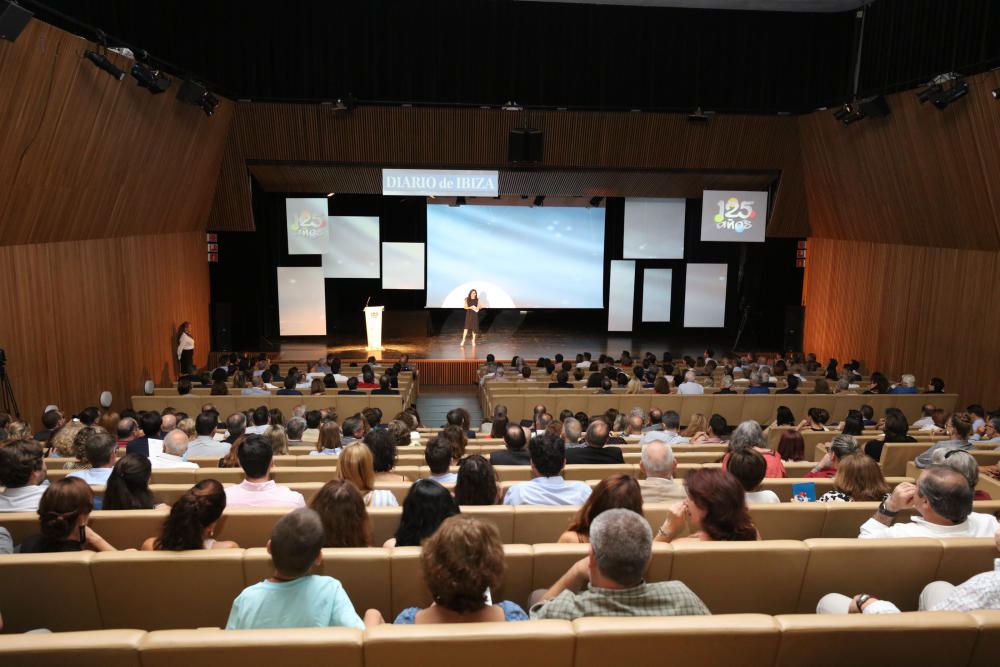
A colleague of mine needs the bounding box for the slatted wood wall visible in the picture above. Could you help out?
[0,21,232,245]
[209,104,809,238]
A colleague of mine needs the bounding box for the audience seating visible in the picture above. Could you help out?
[2,539,997,633]
[130,394,406,418]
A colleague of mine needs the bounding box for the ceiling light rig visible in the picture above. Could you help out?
[831,95,890,126]
[176,79,220,116]
[83,30,124,81]
[916,74,970,111]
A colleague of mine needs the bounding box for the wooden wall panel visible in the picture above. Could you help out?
[799,69,1000,250]
[0,21,232,245]
[0,231,210,425]
[209,105,809,237]
[802,237,1000,406]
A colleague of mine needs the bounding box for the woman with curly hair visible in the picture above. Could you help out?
[654,468,760,543]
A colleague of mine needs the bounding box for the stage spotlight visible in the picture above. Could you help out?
[917,83,943,104]
[177,80,219,116]
[84,49,125,81]
[687,107,710,123]
[130,61,171,94]
[533,195,545,207]
[589,196,603,207]
[326,192,335,198]
[832,102,866,125]
[832,105,851,121]
[993,88,1000,100]
[933,80,969,110]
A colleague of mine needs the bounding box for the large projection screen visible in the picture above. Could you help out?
[607,260,636,331]
[683,264,728,327]
[382,242,425,290]
[623,198,685,259]
[425,205,605,308]
[323,216,380,278]
[641,268,672,322]
[286,198,329,254]
[277,267,327,335]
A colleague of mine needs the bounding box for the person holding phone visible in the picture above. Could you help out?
[18,478,116,553]
[460,288,483,346]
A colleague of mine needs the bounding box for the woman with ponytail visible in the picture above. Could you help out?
[19,477,116,552]
[142,479,239,551]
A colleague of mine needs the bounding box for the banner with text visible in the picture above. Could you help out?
[382,169,499,197]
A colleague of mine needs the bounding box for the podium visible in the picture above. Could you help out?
[364,305,384,350]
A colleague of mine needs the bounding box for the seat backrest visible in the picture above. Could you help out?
[935,537,1000,585]
[91,550,246,629]
[670,541,809,614]
[797,538,943,612]
[458,505,515,544]
[242,547,392,620]
[563,464,636,481]
[0,629,144,666]
[149,469,199,485]
[969,610,1000,667]
[708,395,746,424]
[138,627,364,667]
[88,509,169,550]
[363,620,575,667]
[773,612,977,667]
[573,615,780,667]
[881,443,933,476]
[369,507,402,546]
[530,543,673,594]
[512,506,577,544]
[213,508,292,548]
[748,504,828,541]
[0,552,101,633]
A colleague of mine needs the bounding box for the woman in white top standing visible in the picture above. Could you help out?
[176,321,195,375]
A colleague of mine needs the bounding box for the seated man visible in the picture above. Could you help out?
[490,425,530,466]
[566,420,625,465]
[638,440,686,503]
[639,410,689,445]
[548,371,574,389]
[242,375,271,396]
[743,373,770,395]
[914,412,974,468]
[226,508,368,629]
[529,508,710,619]
[819,526,1000,614]
[775,375,800,394]
[0,439,47,512]
[340,416,365,447]
[859,465,999,538]
[150,430,198,469]
[676,370,704,395]
[337,377,364,395]
[225,435,306,508]
[185,411,231,459]
[424,435,457,484]
[285,417,307,445]
[643,409,665,432]
[503,432,592,506]
[67,431,117,507]
[244,406,271,435]
[125,411,163,457]
[912,403,937,431]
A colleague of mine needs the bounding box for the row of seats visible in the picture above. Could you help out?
[8,497,998,553]
[480,392,956,425]
[1,538,997,632]
[130,394,406,417]
[5,612,998,667]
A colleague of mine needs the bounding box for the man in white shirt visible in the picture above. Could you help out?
[639,411,690,445]
[242,376,271,396]
[859,466,999,539]
[286,417,307,446]
[185,411,232,459]
[244,406,271,435]
[67,432,117,508]
[503,433,592,506]
[150,430,199,469]
[225,435,306,508]
[676,370,704,395]
[638,440,687,503]
[0,439,48,512]
[911,403,937,431]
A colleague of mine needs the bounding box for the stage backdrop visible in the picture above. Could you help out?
[209,185,802,351]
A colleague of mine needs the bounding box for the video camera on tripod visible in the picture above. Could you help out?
[0,348,21,418]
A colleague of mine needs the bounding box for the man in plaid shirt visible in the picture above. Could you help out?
[529,508,710,620]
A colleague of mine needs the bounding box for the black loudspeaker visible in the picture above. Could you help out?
[860,95,891,118]
[508,128,544,163]
[211,302,232,351]
[176,79,208,104]
[0,2,32,42]
[783,305,804,353]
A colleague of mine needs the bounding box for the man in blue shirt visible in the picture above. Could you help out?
[503,432,592,506]
[226,508,372,629]
[744,373,770,395]
[67,431,116,509]
[890,374,920,394]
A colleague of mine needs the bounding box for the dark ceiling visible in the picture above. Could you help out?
[22,0,1000,113]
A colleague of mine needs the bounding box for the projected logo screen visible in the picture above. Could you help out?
[699,190,767,243]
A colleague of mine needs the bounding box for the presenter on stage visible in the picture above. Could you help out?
[176,321,195,375]
[460,289,483,346]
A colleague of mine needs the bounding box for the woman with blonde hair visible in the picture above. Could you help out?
[265,424,290,455]
[177,417,197,439]
[310,421,342,456]
[682,413,708,439]
[337,443,399,507]
[47,421,85,460]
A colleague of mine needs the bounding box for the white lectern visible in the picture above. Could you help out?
[364,305,384,350]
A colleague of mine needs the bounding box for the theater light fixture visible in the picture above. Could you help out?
[131,60,171,94]
[589,196,603,207]
[993,88,1000,100]
[932,80,969,110]
[832,102,864,125]
[176,79,220,116]
[916,83,943,103]
[831,95,890,126]
[84,49,124,81]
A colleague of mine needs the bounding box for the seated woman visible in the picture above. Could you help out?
[817,453,890,502]
[45,421,85,463]
[19,478,116,553]
[265,424,290,455]
[442,424,469,460]
[655,468,760,543]
[721,420,786,478]
[797,407,831,432]
[141,479,238,550]
[365,428,407,483]
[383,479,458,547]
[310,479,372,547]
[839,410,865,436]
[806,434,860,478]
[558,474,642,543]
[683,413,709,440]
[454,455,501,506]
[763,406,796,436]
[690,414,727,444]
[863,408,917,462]
[310,422,342,456]
[811,378,832,394]
[391,516,527,623]
[338,443,399,507]
[725,449,780,504]
[309,378,325,396]
[103,453,162,510]
[777,430,805,462]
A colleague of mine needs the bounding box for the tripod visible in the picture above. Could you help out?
[0,363,20,419]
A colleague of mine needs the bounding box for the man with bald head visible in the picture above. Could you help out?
[159,413,177,435]
[860,465,999,538]
[149,429,198,469]
[566,420,625,465]
[638,440,686,503]
[491,425,531,466]
[562,417,583,449]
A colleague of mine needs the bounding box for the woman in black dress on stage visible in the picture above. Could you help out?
[460,289,483,346]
